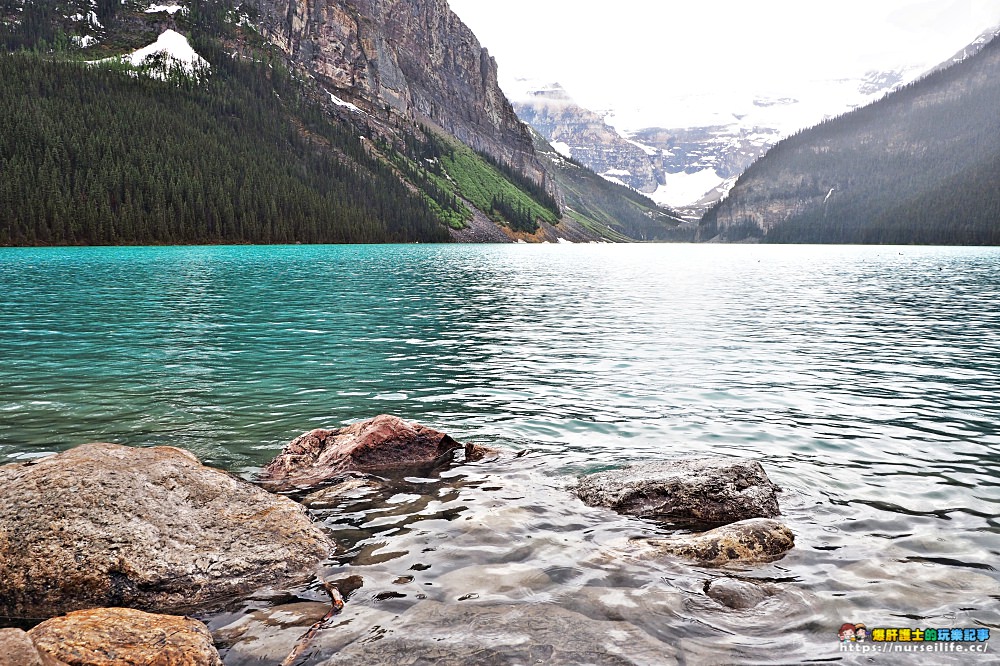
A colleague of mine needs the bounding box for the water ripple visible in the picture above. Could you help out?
[2,244,1000,661]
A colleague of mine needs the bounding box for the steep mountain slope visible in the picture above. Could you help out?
[2,0,669,245]
[927,25,1000,74]
[700,35,1000,244]
[251,0,549,190]
[0,47,454,245]
[619,28,999,216]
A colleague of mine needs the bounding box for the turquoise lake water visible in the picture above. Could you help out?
[1,244,998,663]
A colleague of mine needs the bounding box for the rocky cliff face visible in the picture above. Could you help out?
[251,0,546,186]
[511,83,660,193]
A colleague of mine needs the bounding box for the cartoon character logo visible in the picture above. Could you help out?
[839,623,856,642]
[855,624,867,642]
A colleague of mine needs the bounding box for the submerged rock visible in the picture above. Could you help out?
[300,474,385,509]
[704,577,774,610]
[259,415,465,491]
[212,601,336,662]
[633,518,794,566]
[28,608,221,666]
[463,442,503,462]
[574,458,781,527]
[321,601,678,665]
[0,442,333,619]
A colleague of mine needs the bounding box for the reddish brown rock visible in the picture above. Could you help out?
[259,415,464,491]
[0,443,333,620]
[464,442,503,462]
[28,608,221,666]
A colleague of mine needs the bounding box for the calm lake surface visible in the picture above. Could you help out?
[2,244,999,663]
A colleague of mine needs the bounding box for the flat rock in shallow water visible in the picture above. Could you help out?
[574,458,781,526]
[28,608,221,666]
[633,518,794,566]
[0,443,333,619]
[259,415,465,491]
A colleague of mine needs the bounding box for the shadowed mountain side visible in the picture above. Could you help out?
[700,35,1000,245]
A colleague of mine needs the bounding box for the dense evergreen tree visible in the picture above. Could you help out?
[0,48,451,245]
[490,194,538,233]
[0,0,677,245]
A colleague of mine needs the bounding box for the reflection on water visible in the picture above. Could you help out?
[2,244,999,663]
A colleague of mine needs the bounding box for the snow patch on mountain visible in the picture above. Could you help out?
[623,137,657,156]
[550,141,572,158]
[145,4,186,15]
[648,170,733,209]
[329,91,364,114]
[127,30,209,78]
[91,30,210,82]
[927,25,1000,74]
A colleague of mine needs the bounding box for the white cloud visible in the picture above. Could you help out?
[449,0,1000,128]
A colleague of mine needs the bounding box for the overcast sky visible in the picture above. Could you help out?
[448,0,1000,128]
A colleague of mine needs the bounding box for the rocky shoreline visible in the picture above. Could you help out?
[0,415,795,665]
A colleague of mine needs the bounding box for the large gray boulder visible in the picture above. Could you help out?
[259,415,465,491]
[574,458,781,527]
[0,442,333,619]
[632,518,795,566]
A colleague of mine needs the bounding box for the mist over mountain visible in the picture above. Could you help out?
[507,26,1000,219]
[700,33,1000,244]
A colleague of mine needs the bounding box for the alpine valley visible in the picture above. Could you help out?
[508,26,1000,223]
[0,0,685,245]
[700,28,1000,244]
[2,1,999,247]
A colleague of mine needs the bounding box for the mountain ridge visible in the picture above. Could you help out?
[508,81,660,194]
[507,26,1000,217]
[0,0,682,244]
[252,0,549,191]
[699,33,1000,245]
